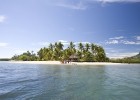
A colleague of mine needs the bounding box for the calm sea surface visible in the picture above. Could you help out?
[0,62,140,100]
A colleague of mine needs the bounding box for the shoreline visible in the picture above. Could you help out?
[5,61,132,65]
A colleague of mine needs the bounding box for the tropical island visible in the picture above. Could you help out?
[10,41,140,64]
[11,42,108,62]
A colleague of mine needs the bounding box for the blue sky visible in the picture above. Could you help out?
[0,0,140,58]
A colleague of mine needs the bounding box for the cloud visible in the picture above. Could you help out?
[14,50,27,54]
[136,36,140,40]
[38,42,50,46]
[106,40,119,44]
[56,1,87,10]
[58,40,68,43]
[105,47,139,58]
[106,36,140,45]
[12,47,40,55]
[54,0,140,10]
[32,40,94,48]
[0,43,8,47]
[31,42,50,46]
[0,15,6,23]
[74,42,91,45]
[121,40,140,45]
[58,40,69,45]
[32,41,69,47]
[109,36,124,40]
[106,40,140,45]
[107,52,138,58]
[58,40,92,47]
[105,47,137,58]
[97,0,140,3]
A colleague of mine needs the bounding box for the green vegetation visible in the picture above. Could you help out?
[11,51,38,61]
[0,58,10,61]
[10,41,140,63]
[10,42,140,64]
[11,42,108,62]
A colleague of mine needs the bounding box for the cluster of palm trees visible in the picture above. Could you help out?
[37,42,64,61]
[37,42,107,62]
[12,41,108,62]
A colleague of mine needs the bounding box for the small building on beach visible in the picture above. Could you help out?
[69,54,78,62]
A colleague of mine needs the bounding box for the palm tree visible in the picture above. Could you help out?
[82,51,93,62]
[95,46,106,62]
[69,41,75,49]
[78,42,84,52]
[52,48,58,60]
[58,42,64,50]
[12,41,107,62]
[49,43,54,51]
[85,43,90,52]
[91,43,97,55]
[37,48,43,60]
[77,50,82,60]
[68,42,76,55]
[62,49,69,60]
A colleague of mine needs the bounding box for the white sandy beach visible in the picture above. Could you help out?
[8,61,61,64]
[8,61,124,65]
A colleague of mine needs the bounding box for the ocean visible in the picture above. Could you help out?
[0,62,140,100]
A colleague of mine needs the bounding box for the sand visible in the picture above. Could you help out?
[8,61,61,64]
[8,61,124,65]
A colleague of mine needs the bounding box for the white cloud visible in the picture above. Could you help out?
[38,42,50,46]
[56,1,87,10]
[105,47,138,58]
[0,15,6,23]
[106,40,119,44]
[58,40,69,45]
[32,41,94,48]
[11,47,40,55]
[58,40,68,43]
[58,40,92,46]
[106,40,140,45]
[106,36,140,45]
[109,36,124,40]
[121,40,140,45]
[107,52,138,58]
[15,50,27,54]
[32,41,69,47]
[74,42,91,45]
[97,0,140,3]
[136,36,140,40]
[0,43,8,47]
[54,0,140,10]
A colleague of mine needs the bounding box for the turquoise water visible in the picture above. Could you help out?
[0,62,140,100]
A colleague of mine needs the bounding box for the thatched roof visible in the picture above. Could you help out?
[69,54,78,59]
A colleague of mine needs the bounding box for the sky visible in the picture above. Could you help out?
[0,0,140,58]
